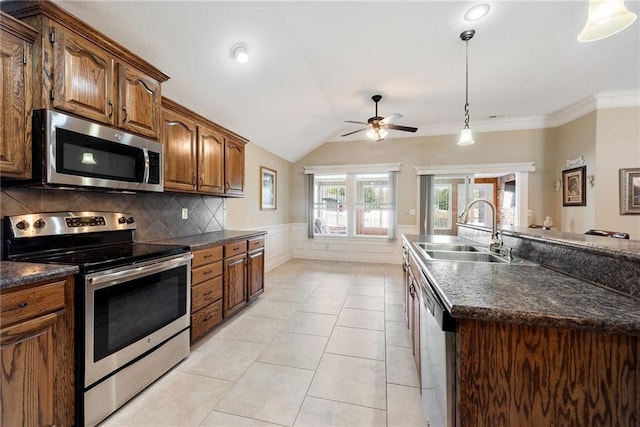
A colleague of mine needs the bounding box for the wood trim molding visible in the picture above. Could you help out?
[0,11,38,41]
[1,0,170,82]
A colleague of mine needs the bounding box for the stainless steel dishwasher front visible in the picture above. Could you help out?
[419,271,457,427]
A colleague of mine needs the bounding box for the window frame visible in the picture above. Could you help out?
[305,163,400,240]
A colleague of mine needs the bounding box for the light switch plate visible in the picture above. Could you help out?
[181,208,188,219]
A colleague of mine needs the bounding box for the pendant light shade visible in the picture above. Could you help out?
[458,30,476,146]
[578,0,637,42]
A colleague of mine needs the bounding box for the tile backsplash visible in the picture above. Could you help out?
[0,187,225,242]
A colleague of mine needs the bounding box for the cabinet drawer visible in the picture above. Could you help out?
[191,276,222,313]
[224,241,247,258]
[192,246,222,268]
[192,261,222,285]
[248,237,265,251]
[0,280,66,328]
[191,299,222,342]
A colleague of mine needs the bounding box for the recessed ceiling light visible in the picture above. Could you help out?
[230,42,249,64]
[464,3,491,22]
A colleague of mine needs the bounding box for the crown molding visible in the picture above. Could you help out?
[328,89,640,143]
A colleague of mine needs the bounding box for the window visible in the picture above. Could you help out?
[305,164,399,239]
[433,183,452,230]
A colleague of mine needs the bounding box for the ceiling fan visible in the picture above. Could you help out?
[341,94,418,141]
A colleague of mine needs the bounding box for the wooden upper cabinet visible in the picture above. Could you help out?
[118,64,161,139]
[2,0,169,139]
[225,138,245,196]
[161,107,197,192]
[161,97,247,197]
[0,12,36,179]
[51,25,115,125]
[198,124,225,194]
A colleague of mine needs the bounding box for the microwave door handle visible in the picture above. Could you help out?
[142,148,150,183]
[87,254,192,287]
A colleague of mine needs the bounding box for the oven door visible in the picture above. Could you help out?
[84,253,192,387]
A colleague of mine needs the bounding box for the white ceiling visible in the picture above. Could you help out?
[53,1,640,162]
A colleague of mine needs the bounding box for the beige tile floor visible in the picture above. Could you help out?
[100,259,425,427]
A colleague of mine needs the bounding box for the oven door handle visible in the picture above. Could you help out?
[87,253,193,287]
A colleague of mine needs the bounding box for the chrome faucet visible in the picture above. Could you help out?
[459,198,509,257]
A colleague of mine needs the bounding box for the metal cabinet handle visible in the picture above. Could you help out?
[203,290,213,296]
[200,176,204,186]
[108,101,113,117]
[225,182,230,191]
[122,106,127,121]
[2,301,28,313]
[192,175,197,186]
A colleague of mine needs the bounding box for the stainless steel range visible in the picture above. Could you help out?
[3,212,192,427]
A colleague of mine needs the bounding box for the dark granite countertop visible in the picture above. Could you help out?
[467,224,640,262]
[1,261,78,291]
[148,229,267,250]
[403,234,640,337]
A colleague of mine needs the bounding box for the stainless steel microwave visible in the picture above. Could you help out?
[32,110,163,192]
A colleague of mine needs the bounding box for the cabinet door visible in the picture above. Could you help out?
[224,138,245,196]
[51,25,115,125]
[198,124,225,194]
[117,64,161,139]
[223,254,247,317]
[0,31,32,179]
[161,107,197,191]
[1,312,58,427]
[247,249,265,301]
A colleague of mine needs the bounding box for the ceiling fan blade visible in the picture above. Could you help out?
[383,124,418,133]
[344,120,369,125]
[341,128,368,137]
[380,113,403,125]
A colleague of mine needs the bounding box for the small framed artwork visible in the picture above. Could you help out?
[260,166,277,210]
[562,166,586,207]
[619,167,640,215]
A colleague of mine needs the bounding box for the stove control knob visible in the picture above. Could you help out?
[33,219,46,229]
[15,220,29,230]
[125,216,135,224]
[118,216,126,224]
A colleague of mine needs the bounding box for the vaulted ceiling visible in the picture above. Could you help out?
[54,1,640,162]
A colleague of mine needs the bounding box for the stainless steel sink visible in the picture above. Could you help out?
[416,242,480,252]
[413,242,537,265]
[422,250,509,263]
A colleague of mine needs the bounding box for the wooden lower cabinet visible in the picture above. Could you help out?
[190,236,266,343]
[456,319,639,426]
[247,237,265,302]
[224,253,247,318]
[190,246,223,342]
[0,276,75,427]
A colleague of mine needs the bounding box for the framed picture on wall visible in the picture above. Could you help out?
[619,167,640,215]
[562,166,586,207]
[260,166,277,210]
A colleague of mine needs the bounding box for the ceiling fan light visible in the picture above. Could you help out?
[366,127,388,141]
[578,0,637,42]
[464,3,491,21]
[458,127,475,146]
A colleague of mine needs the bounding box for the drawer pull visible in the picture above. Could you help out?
[3,302,28,313]
[204,254,214,259]
[234,246,240,251]
[203,290,213,296]
[204,314,213,322]
[203,270,213,275]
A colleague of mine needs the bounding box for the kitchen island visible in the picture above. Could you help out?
[402,231,639,426]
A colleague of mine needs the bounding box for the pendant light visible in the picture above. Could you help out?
[578,0,637,42]
[458,29,476,146]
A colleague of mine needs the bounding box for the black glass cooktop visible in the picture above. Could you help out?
[13,243,188,273]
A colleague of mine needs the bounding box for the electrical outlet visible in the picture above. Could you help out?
[528,209,532,217]
[181,208,188,219]
[409,209,416,216]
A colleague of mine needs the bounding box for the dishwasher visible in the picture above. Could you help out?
[418,268,457,427]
